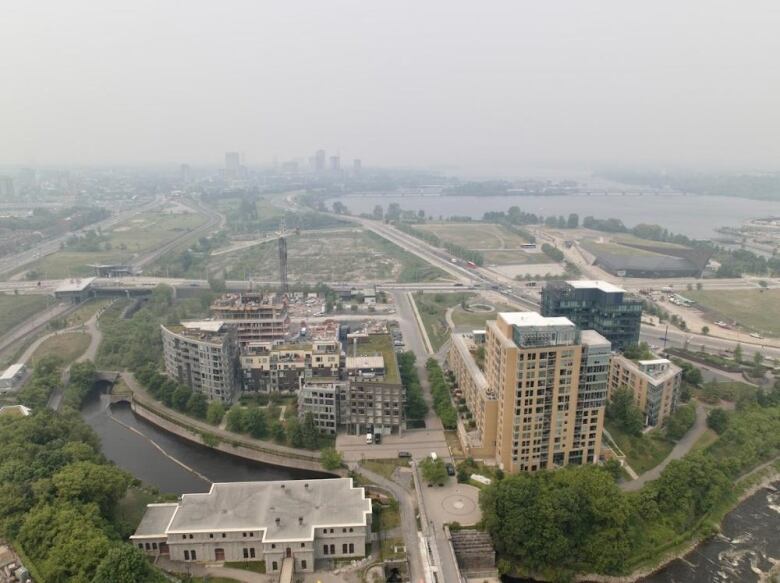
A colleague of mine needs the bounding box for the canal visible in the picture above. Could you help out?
[80,384,330,494]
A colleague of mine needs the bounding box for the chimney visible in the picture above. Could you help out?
[298,517,303,525]
[304,483,309,490]
[275,517,281,527]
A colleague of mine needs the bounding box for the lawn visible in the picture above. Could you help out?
[373,499,401,532]
[691,428,719,452]
[19,209,207,278]
[29,332,90,365]
[482,249,551,265]
[604,421,675,474]
[687,288,780,337]
[356,334,400,384]
[582,240,663,258]
[413,292,476,351]
[63,299,111,327]
[612,233,691,250]
[444,430,465,460]
[223,561,266,574]
[0,294,49,336]
[697,380,758,404]
[417,222,530,250]
[219,228,447,284]
[450,302,515,329]
[362,458,410,481]
[380,537,406,560]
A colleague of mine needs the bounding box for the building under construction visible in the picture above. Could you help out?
[210,292,290,345]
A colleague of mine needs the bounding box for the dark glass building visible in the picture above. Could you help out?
[541,280,642,351]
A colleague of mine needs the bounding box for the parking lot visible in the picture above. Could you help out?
[336,429,451,463]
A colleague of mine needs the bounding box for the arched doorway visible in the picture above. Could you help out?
[286,547,291,558]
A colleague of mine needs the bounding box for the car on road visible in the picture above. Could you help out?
[398,451,412,458]
[445,463,455,476]
[374,433,382,444]
[366,433,373,445]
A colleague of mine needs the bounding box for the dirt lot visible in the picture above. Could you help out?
[417,222,543,265]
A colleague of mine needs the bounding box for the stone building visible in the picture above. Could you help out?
[131,478,371,575]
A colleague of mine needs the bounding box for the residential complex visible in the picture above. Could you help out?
[210,293,290,345]
[450,312,610,473]
[240,340,340,392]
[161,321,240,402]
[132,478,371,575]
[608,355,681,427]
[541,280,642,351]
[298,379,348,435]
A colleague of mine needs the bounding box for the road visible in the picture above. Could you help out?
[0,195,163,278]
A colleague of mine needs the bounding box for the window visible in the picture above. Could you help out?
[184,550,190,561]
[323,545,329,555]
[349,527,354,532]
[209,533,213,539]
[271,543,276,549]
[152,542,157,550]
[182,535,187,540]
[272,561,278,571]
[243,548,249,559]
[189,534,194,539]
[191,550,197,560]
[250,548,256,558]
[138,544,144,549]
[300,543,305,548]
[249,532,254,537]
[349,543,354,553]
[145,543,151,550]
[242,532,247,537]
[330,544,335,555]
[301,559,307,569]
[222,533,226,538]
[342,543,348,554]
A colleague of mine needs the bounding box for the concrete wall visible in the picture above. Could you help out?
[130,399,333,474]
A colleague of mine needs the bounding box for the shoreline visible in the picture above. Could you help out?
[575,469,780,583]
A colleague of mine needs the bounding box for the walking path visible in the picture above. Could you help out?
[622,401,711,491]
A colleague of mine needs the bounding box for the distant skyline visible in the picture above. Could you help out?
[2,1,779,175]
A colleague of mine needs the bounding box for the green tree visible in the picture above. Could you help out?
[664,404,696,440]
[52,461,130,514]
[287,417,304,448]
[321,447,343,470]
[270,420,286,443]
[206,401,225,425]
[606,386,644,436]
[171,385,192,411]
[752,351,764,376]
[226,406,246,433]
[186,392,208,419]
[701,325,709,335]
[420,457,447,485]
[93,544,166,583]
[301,412,319,449]
[706,408,729,434]
[734,343,743,363]
[244,406,268,438]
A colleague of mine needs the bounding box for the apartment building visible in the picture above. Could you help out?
[161,321,240,402]
[240,340,340,392]
[570,330,610,465]
[608,355,681,427]
[132,478,371,575]
[298,378,348,435]
[541,280,642,351]
[485,312,609,473]
[211,293,290,345]
[448,333,498,459]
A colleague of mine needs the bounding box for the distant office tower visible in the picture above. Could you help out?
[224,151,243,179]
[541,280,642,351]
[179,164,192,184]
[353,159,362,174]
[329,155,340,172]
[0,176,14,198]
[485,312,608,473]
[315,150,326,172]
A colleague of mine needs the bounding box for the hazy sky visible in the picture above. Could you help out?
[2,1,779,174]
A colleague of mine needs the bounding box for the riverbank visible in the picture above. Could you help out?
[118,372,337,474]
[576,460,780,583]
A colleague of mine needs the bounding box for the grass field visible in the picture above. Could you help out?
[220,228,447,283]
[687,288,780,337]
[450,302,515,329]
[20,208,207,278]
[0,294,50,336]
[481,249,550,265]
[63,299,111,327]
[414,292,475,351]
[29,332,90,365]
[583,240,663,257]
[362,458,410,480]
[612,233,691,250]
[417,222,541,265]
[605,421,675,474]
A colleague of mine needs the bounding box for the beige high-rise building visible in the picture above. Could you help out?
[484,312,609,473]
[608,355,681,427]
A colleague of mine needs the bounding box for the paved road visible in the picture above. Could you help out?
[354,464,424,583]
[622,401,710,492]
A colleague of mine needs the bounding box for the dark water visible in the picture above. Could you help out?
[504,483,780,583]
[80,387,329,494]
[326,193,780,239]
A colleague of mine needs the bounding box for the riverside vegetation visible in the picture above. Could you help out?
[480,380,780,581]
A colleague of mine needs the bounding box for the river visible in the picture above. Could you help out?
[326,193,780,240]
[503,482,779,583]
[80,385,329,494]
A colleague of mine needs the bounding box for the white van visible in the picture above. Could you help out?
[366,433,373,445]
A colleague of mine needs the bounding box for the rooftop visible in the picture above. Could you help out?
[131,503,178,538]
[498,312,574,329]
[211,292,286,311]
[580,330,611,349]
[0,404,32,417]
[0,363,26,380]
[567,280,625,293]
[346,355,385,370]
[151,478,371,542]
[181,320,226,333]
[351,334,399,384]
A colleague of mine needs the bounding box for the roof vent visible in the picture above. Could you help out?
[304,483,309,489]
[280,484,285,488]
[275,517,281,526]
[298,516,303,525]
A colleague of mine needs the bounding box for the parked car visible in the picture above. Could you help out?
[374,433,382,444]
[366,433,373,445]
[445,463,456,476]
[398,451,412,458]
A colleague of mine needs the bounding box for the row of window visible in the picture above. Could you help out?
[323,543,355,555]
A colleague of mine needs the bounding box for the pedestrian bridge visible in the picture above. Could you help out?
[279,557,294,583]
